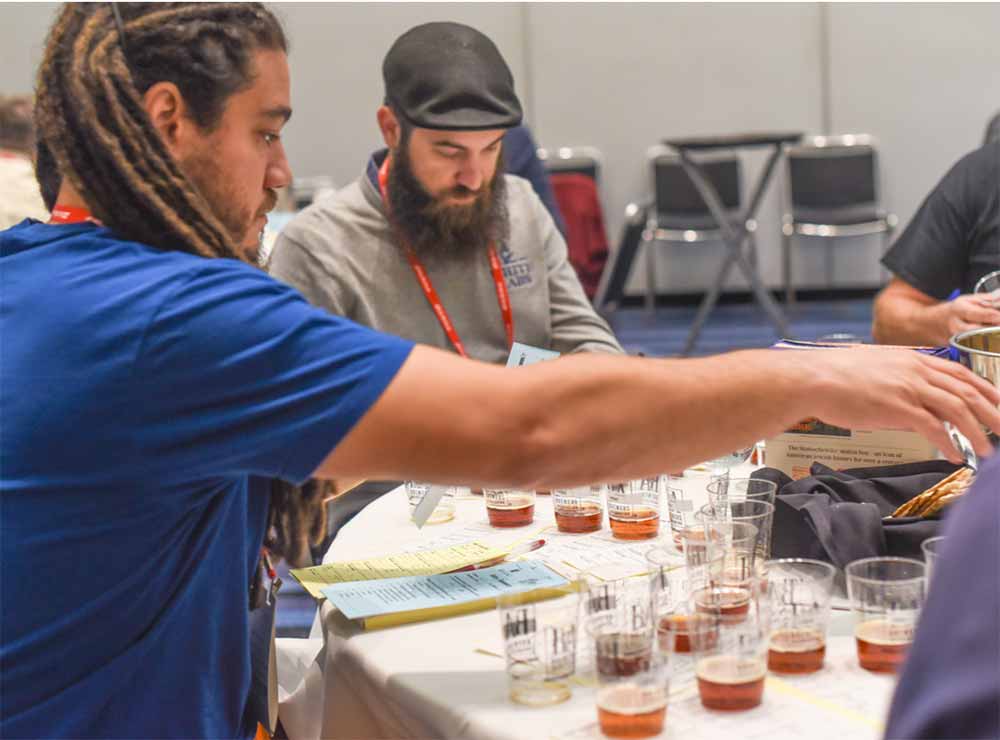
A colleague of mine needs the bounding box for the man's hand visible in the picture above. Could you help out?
[806,348,1000,461]
[873,278,1000,346]
[931,293,1000,341]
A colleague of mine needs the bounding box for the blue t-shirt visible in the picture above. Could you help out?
[0,221,413,738]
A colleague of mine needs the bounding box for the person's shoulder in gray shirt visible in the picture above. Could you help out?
[269,156,622,364]
[268,178,386,320]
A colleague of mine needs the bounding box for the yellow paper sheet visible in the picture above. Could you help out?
[289,541,509,600]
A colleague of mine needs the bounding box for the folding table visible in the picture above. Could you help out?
[663,131,803,355]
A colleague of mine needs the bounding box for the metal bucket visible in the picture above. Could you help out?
[950,327,1000,392]
[974,270,1000,294]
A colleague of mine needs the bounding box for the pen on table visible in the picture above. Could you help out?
[445,539,546,573]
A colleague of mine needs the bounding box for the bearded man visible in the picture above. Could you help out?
[269,22,623,363]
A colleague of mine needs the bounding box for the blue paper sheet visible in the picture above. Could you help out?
[320,560,568,620]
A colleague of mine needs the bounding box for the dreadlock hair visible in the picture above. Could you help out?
[35,138,59,211]
[34,2,285,260]
[269,478,334,568]
[35,3,327,566]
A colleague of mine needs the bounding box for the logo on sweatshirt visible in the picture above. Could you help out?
[499,243,534,289]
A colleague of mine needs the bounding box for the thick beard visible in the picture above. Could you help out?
[386,141,509,262]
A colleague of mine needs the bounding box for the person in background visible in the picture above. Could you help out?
[0,94,48,229]
[503,123,567,235]
[884,452,1000,739]
[271,23,620,544]
[269,22,623,365]
[983,110,1000,147]
[873,141,1000,346]
[4,4,1000,738]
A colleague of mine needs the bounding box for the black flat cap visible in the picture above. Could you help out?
[383,22,523,131]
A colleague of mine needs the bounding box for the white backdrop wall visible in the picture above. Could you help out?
[274,3,528,191]
[2,3,998,295]
[0,4,57,95]
[826,3,1000,289]
[526,2,824,293]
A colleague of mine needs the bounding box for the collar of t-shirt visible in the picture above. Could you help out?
[366,148,389,192]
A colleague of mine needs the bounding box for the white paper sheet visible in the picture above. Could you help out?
[517,525,683,578]
[552,637,895,740]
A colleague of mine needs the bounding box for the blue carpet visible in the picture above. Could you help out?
[608,298,873,357]
[274,297,875,637]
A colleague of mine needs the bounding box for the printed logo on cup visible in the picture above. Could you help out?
[486,490,512,507]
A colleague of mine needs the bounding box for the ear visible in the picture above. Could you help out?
[143,81,198,158]
[376,105,402,149]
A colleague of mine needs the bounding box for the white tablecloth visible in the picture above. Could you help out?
[277,475,899,740]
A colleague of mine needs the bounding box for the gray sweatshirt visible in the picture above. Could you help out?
[269,154,623,364]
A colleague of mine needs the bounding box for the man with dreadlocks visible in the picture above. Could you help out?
[2,4,346,738]
[3,4,1000,739]
[269,22,623,364]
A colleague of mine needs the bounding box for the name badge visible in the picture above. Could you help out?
[506,342,560,368]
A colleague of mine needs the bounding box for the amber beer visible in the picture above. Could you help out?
[693,586,751,619]
[695,655,766,711]
[595,632,653,677]
[768,628,826,674]
[608,508,659,540]
[554,502,603,533]
[485,491,535,527]
[657,614,694,653]
[854,619,913,673]
[596,685,667,739]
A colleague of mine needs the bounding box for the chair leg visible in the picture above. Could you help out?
[880,227,893,286]
[825,238,835,292]
[782,231,794,308]
[643,232,656,314]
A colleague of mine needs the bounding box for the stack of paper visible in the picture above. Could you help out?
[321,560,570,630]
[289,541,509,600]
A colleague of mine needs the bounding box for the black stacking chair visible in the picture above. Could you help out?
[595,201,649,312]
[782,134,897,306]
[537,146,602,184]
[642,145,749,311]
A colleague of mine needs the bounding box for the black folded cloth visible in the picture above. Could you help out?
[752,460,960,569]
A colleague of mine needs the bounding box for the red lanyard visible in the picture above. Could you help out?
[49,204,101,225]
[377,156,513,358]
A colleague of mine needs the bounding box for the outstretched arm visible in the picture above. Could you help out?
[317,344,1000,488]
